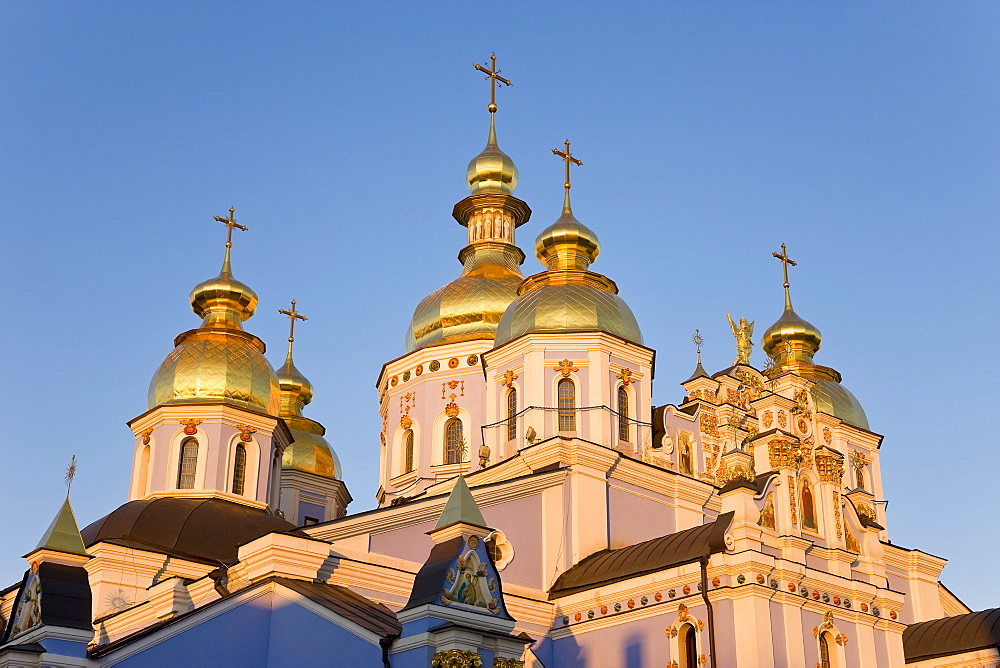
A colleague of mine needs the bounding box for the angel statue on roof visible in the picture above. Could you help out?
[727,313,755,367]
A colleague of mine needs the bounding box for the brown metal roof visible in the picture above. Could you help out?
[904,608,1000,663]
[549,512,734,599]
[274,578,400,637]
[81,497,306,565]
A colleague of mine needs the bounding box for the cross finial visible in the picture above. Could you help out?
[278,299,308,357]
[65,455,77,498]
[771,243,798,308]
[692,329,704,361]
[552,139,583,213]
[473,53,512,114]
[214,207,248,248]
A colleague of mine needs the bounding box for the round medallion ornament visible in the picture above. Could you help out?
[614,602,622,612]
[562,616,569,625]
[448,357,459,369]
[683,585,691,595]
[872,606,880,617]
[788,583,796,592]
[640,596,648,606]
[430,360,441,372]
[655,592,662,602]
[415,365,423,376]
[600,605,608,615]
[833,596,841,606]
[756,574,765,584]
[627,599,635,609]
[797,418,808,434]
[391,376,398,387]
[844,599,852,609]
[467,535,480,549]
[574,613,581,621]
[822,593,830,603]
[812,590,820,600]
[737,574,746,585]
[467,355,478,366]
[403,371,411,381]
[770,579,778,589]
[668,589,676,599]
[861,603,868,612]
[711,577,720,588]
[587,610,594,619]
[890,610,897,620]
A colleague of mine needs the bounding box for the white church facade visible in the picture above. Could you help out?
[1,59,996,667]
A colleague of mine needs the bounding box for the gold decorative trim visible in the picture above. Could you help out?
[554,359,579,377]
[432,649,483,667]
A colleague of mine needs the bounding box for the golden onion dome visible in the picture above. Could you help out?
[467,114,518,195]
[761,298,823,367]
[535,205,600,271]
[494,179,642,347]
[406,244,525,352]
[283,417,341,479]
[147,240,281,414]
[277,353,314,416]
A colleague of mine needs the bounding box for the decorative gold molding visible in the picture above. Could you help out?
[554,359,579,377]
[492,659,524,668]
[432,649,483,667]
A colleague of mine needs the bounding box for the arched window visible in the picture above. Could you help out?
[404,429,414,472]
[506,388,517,441]
[819,632,832,668]
[444,418,464,465]
[679,623,698,668]
[617,386,630,442]
[137,445,150,497]
[232,443,247,495]
[177,438,199,489]
[802,479,817,530]
[558,378,576,432]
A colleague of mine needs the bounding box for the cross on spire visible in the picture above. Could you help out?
[473,53,512,114]
[214,207,248,248]
[65,455,77,498]
[772,243,798,307]
[552,140,582,213]
[279,299,308,357]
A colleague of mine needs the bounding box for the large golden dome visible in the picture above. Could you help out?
[405,113,530,353]
[494,176,642,347]
[406,244,525,352]
[147,240,280,414]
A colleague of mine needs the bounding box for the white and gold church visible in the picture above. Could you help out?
[1,58,997,668]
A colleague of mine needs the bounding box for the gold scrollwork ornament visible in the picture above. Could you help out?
[431,649,483,668]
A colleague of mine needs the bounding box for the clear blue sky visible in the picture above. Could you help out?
[1,2,997,610]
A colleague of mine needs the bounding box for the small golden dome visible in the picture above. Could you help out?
[535,206,600,271]
[467,115,518,195]
[283,417,341,479]
[147,243,280,414]
[761,295,823,367]
[277,353,314,416]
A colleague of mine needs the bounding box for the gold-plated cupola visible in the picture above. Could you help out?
[494,141,642,347]
[405,54,532,352]
[147,208,280,414]
[761,244,869,429]
[275,301,340,479]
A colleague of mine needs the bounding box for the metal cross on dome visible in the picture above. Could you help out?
[473,53,512,113]
[772,243,797,290]
[279,299,308,347]
[552,139,583,194]
[213,207,247,248]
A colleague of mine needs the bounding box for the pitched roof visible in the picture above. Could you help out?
[903,608,1000,663]
[433,476,487,530]
[549,512,734,599]
[273,578,400,637]
[34,498,88,557]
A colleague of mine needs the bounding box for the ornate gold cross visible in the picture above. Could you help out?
[554,359,579,377]
[552,139,583,193]
[214,207,247,248]
[65,455,77,497]
[616,367,636,386]
[692,329,704,354]
[772,243,797,290]
[474,53,512,113]
[501,369,519,387]
[278,299,308,345]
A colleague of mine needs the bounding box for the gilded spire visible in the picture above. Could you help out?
[213,207,247,277]
[552,139,583,214]
[277,300,313,416]
[535,140,600,271]
[474,52,512,115]
[467,54,518,195]
[189,207,258,330]
[761,243,823,370]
